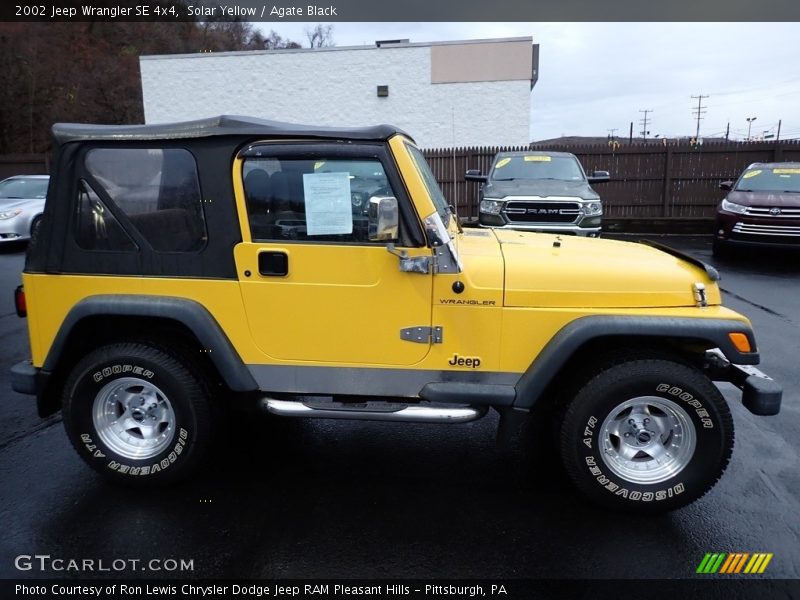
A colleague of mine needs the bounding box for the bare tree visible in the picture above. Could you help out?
[304,24,334,48]
[260,29,302,50]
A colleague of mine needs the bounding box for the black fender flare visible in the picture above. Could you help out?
[43,295,258,392]
[513,315,759,410]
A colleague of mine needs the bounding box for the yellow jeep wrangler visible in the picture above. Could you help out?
[11,116,781,512]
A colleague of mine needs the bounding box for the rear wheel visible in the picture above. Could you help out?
[62,343,213,485]
[559,359,733,513]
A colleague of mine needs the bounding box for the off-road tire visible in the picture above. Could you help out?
[62,343,213,485]
[559,359,734,513]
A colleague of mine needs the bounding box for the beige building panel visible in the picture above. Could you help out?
[431,41,532,84]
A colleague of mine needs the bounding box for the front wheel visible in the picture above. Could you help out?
[559,359,734,513]
[62,343,213,485]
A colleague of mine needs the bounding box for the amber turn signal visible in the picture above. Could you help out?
[729,332,752,353]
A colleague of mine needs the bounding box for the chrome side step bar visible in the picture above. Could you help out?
[261,398,487,424]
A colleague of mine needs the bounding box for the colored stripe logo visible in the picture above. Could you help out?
[696,552,773,574]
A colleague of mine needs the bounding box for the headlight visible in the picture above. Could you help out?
[721,198,748,215]
[0,208,22,220]
[480,199,504,215]
[582,202,603,216]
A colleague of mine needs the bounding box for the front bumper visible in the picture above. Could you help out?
[715,211,800,248]
[707,350,782,416]
[0,231,29,242]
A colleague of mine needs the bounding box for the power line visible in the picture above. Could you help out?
[691,94,709,140]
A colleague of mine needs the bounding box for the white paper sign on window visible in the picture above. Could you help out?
[302,172,353,236]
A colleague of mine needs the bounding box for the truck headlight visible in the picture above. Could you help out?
[0,208,22,220]
[480,199,504,215]
[583,202,603,216]
[721,198,748,215]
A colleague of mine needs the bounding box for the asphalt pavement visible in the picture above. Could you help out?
[0,236,797,582]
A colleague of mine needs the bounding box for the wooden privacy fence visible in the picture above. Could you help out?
[422,141,800,220]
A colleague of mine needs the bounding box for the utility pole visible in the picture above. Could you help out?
[725,122,730,141]
[607,128,618,139]
[629,122,633,144]
[691,94,709,141]
[776,119,782,141]
[639,109,652,140]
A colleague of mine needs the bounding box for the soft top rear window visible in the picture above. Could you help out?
[82,148,207,253]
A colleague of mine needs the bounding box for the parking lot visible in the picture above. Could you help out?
[0,235,797,581]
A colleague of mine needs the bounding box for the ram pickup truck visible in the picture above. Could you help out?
[11,116,781,512]
[466,150,609,236]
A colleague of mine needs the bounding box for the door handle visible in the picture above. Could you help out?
[258,251,288,276]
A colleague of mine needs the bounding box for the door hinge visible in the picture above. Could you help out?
[400,326,443,344]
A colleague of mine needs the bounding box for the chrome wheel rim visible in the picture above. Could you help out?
[599,396,696,484]
[92,377,176,460]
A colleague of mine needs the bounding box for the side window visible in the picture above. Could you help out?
[74,179,137,251]
[82,148,207,252]
[242,157,394,243]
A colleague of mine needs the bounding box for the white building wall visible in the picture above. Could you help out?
[140,46,531,148]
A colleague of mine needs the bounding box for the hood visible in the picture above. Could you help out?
[726,190,800,208]
[492,230,720,309]
[484,179,599,201]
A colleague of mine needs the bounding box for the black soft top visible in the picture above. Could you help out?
[52,115,412,146]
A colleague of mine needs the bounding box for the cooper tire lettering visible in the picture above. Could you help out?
[63,343,212,486]
[560,359,734,513]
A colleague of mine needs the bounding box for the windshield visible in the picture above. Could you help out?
[0,177,48,199]
[490,155,585,182]
[405,143,450,224]
[735,167,800,193]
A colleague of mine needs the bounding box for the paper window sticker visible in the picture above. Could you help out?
[302,172,353,236]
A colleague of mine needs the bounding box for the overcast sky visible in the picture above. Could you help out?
[255,22,800,142]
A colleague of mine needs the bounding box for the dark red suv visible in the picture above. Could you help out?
[714,162,800,256]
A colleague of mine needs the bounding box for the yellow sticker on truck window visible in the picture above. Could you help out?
[742,170,762,179]
[524,155,552,162]
[495,158,511,168]
[773,168,800,174]
[314,161,326,170]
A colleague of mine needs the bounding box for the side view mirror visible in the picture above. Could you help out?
[587,170,610,184]
[465,169,488,183]
[719,181,734,191]
[368,196,399,242]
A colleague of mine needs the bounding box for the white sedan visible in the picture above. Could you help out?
[0,175,49,243]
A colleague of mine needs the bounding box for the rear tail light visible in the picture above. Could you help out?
[14,285,26,318]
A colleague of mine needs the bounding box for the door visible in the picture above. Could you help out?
[234,144,433,366]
